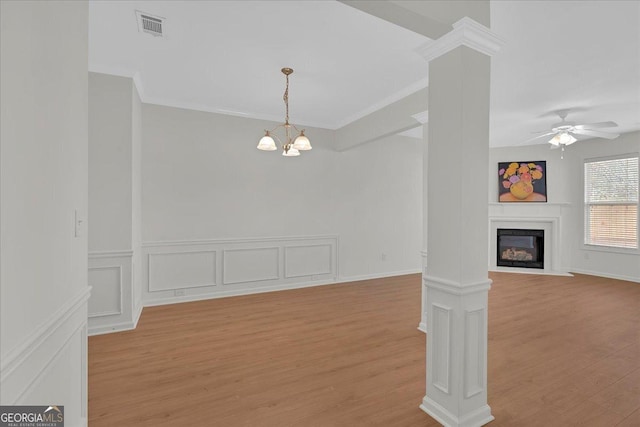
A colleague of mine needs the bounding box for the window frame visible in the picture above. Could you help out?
[583,153,639,253]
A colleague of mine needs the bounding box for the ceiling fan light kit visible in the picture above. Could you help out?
[257,67,312,157]
[548,131,577,146]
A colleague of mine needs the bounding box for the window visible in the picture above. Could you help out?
[584,155,639,249]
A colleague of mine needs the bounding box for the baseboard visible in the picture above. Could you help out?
[421,395,494,427]
[143,277,340,307]
[88,292,142,336]
[489,267,573,277]
[87,304,143,336]
[569,268,640,283]
[337,269,422,283]
[88,318,138,336]
[143,270,421,307]
[133,300,143,328]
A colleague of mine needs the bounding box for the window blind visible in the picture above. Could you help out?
[584,155,639,249]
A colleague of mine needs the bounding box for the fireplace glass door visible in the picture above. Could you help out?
[497,229,544,269]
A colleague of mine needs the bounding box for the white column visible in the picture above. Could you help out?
[414,110,429,333]
[417,18,504,427]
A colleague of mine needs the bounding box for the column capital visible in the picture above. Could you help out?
[416,17,505,63]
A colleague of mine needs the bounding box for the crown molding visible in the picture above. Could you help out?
[88,63,335,130]
[146,94,335,129]
[416,17,505,63]
[333,77,429,130]
[89,64,432,131]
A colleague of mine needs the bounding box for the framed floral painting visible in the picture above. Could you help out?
[498,161,547,202]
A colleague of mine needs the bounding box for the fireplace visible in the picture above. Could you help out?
[497,228,544,269]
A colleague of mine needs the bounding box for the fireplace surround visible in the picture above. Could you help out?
[489,202,571,275]
[497,228,544,269]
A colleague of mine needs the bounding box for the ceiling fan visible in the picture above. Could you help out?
[527,110,620,149]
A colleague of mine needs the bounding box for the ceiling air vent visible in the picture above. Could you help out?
[136,11,165,37]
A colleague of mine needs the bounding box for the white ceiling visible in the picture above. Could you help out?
[490,0,640,148]
[89,0,640,147]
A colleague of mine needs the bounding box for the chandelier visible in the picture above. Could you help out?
[257,68,312,156]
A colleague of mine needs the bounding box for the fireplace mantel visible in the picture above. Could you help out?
[488,202,572,276]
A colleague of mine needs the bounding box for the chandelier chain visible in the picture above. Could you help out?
[283,73,289,124]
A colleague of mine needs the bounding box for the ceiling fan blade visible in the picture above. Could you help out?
[522,132,555,144]
[574,121,618,130]
[572,129,620,140]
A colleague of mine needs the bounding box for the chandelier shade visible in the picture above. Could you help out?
[292,131,311,151]
[257,68,312,156]
[282,147,300,157]
[257,132,277,151]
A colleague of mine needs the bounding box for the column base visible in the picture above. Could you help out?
[420,395,494,427]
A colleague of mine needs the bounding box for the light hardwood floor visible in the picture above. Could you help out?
[89,272,640,426]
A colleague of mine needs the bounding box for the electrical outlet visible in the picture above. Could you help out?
[174,289,185,297]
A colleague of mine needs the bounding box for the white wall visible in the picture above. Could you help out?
[1,1,89,424]
[89,73,134,251]
[132,79,143,313]
[88,72,143,334]
[142,104,339,241]
[334,135,423,278]
[489,132,640,282]
[567,131,640,282]
[140,103,422,303]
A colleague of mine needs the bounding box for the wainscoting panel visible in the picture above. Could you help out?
[87,266,121,317]
[464,308,485,399]
[284,244,333,279]
[88,251,139,335]
[432,303,452,395]
[223,247,279,285]
[149,251,217,291]
[142,236,338,306]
